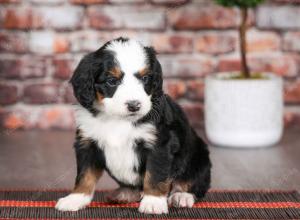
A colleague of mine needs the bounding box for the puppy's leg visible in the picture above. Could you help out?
[138,131,181,214]
[169,140,211,208]
[168,181,195,208]
[56,135,105,211]
[106,187,142,203]
[138,131,180,214]
[56,168,102,211]
[139,171,171,214]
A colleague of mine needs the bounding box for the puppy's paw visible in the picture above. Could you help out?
[168,192,195,208]
[55,193,92,211]
[138,195,168,214]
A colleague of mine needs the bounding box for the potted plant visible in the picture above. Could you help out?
[205,0,283,148]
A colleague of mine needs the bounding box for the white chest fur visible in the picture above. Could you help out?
[75,106,157,185]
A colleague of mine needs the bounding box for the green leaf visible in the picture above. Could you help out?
[214,0,265,8]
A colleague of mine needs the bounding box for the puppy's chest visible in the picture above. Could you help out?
[78,115,157,185]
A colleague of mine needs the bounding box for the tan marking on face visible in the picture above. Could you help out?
[96,91,104,104]
[74,168,103,195]
[108,67,122,79]
[138,67,149,77]
[143,171,171,196]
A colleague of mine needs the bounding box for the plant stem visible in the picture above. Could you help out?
[239,7,250,78]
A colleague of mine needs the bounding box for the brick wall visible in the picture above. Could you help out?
[0,0,300,131]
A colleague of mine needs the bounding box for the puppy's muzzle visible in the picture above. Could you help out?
[126,100,141,112]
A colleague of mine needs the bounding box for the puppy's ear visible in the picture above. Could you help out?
[70,53,96,113]
[144,46,163,97]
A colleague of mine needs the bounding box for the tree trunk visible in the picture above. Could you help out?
[239,8,250,78]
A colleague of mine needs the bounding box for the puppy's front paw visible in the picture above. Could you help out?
[138,195,168,214]
[55,193,92,211]
[168,192,195,208]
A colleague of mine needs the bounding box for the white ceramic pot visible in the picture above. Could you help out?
[204,73,283,148]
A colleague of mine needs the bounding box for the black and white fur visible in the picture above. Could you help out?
[55,38,211,214]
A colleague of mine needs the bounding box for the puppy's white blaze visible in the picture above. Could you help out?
[139,195,168,214]
[106,39,146,74]
[102,72,152,117]
[55,193,92,211]
[101,40,152,118]
[75,106,157,185]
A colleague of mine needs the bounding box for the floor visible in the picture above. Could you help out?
[0,128,299,191]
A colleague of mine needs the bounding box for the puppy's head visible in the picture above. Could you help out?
[71,37,163,120]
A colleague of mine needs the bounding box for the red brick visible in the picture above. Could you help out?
[53,58,73,80]
[195,32,236,55]
[70,31,109,52]
[1,109,25,130]
[218,58,240,73]
[160,56,215,78]
[247,31,281,52]
[151,34,193,53]
[30,0,65,4]
[169,6,240,30]
[0,105,75,130]
[284,32,300,52]
[186,80,204,101]
[29,32,69,54]
[0,59,22,79]
[0,32,28,53]
[70,31,147,52]
[70,0,108,4]
[37,106,75,129]
[88,6,165,30]
[54,36,70,53]
[218,54,299,77]
[249,55,298,77]
[23,83,60,104]
[3,8,43,29]
[0,57,47,79]
[2,7,83,30]
[164,80,186,99]
[0,83,18,105]
[181,102,203,128]
[38,6,84,30]
[0,0,21,3]
[88,8,113,29]
[284,80,300,104]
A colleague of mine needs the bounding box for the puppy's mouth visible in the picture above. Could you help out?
[125,112,144,120]
[127,113,138,117]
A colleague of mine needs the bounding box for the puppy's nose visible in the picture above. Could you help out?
[126,100,141,112]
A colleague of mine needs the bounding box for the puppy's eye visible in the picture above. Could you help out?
[141,75,149,84]
[106,77,119,87]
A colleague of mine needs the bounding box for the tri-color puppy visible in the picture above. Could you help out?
[55,38,211,215]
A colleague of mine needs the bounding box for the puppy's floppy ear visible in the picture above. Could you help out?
[144,46,163,97]
[70,53,96,113]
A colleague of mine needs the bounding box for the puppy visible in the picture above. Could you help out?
[55,38,211,214]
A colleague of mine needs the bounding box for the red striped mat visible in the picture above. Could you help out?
[0,190,299,219]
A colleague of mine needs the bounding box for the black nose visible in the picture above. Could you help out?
[126,100,141,112]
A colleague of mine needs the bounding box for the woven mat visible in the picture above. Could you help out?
[0,190,299,219]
